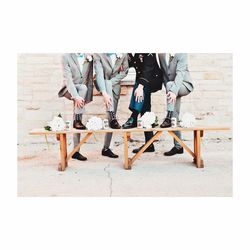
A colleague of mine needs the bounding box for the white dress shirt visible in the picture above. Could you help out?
[109,53,117,68]
[77,53,85,72]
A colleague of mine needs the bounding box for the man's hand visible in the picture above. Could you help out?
[134,84,144,102]
[102,91,113,108]
[74,96,85,108]
[167,91,177,104]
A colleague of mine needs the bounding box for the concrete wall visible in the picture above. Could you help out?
[17,53,232,144]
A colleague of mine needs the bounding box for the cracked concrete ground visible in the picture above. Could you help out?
[18,134,232,197]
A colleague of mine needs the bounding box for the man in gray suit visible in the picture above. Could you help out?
[58,53,93,161]
[158,53,194,156]
[94,53,129,158]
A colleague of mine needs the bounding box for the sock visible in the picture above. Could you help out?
[130,110,139,121]
[74,114,82,121]
[109,111,116,120]
[74,114,79,121]
[167,111,173,119]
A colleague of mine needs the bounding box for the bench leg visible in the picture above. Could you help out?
[127,132,131,142]
[193,131,197,164]
[195,130,204,168]
[130,131,163,167]
[123,132,131,170]
[67,132,93,162]
[58,133,67,171]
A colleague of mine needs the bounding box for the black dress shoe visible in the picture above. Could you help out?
[109,118,121,129]
[73,120,86,130]
[122,117,137,129]
[164,147,183,156]
[160,117,171,128]
[102,148,119,158]
[72,152,87,161]
[132,144,155,154]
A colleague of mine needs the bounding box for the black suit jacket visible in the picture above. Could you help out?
[128,53,163,93]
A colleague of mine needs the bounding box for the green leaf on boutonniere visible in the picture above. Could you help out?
[58,113,62,118]
[152,116,159,128]
[44,125,51,131]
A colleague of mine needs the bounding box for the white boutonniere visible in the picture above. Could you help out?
[139,54,144,62]
[116,53,123,59]
[85,54,93,62]
[180,112,196,128]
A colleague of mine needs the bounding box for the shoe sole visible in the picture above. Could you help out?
[72,157,87,161]
[164,152,183,156]
[102,154,119,158]
[133,150,155,154]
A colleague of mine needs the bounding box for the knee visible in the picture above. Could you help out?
[78,84,88,97]
[78,84,87,91]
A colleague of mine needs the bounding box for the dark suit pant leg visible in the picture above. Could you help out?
[140,86,154,144]
[129,81,144,112]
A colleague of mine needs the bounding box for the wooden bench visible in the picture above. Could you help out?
[29,126,230,171]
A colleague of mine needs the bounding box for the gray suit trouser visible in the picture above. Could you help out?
[165,81,191,149]
[64,83,88,151]
[103,83,120,149]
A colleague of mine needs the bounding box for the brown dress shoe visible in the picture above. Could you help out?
[160,117,172,128]
[73,120,86,130]
[109,118,121,129]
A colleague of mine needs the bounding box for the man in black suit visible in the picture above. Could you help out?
[122,53,163,153]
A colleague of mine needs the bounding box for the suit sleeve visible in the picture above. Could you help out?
[110,54,129,85]
[93,54,106,93]
[169,54,188,95]
[62,55,79,98]
[138,53,156,86]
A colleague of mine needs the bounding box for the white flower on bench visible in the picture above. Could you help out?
[48,116,66,131]
[180,112,196,128]
[86,116,103,130]
[141,112,156,129]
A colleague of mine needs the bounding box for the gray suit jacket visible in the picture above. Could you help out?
[158,53,194,95]
[93,53,129,96]
[58,53,93,102]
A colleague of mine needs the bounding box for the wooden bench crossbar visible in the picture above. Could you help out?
[29,126,230,171]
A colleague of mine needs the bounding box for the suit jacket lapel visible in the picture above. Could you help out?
[113,56,123,72]
[156,53,161,68]
[159,53,168,70]
[104,54,113,69]
[71,53,82,75]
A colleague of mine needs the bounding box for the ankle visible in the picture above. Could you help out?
[74,114,81,121]
[167,111,173,119]
[109,111,116,120]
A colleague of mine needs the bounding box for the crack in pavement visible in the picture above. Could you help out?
[104,164,113,197]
